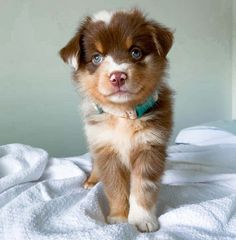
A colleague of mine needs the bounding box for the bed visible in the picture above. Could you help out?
[0,120,236,240]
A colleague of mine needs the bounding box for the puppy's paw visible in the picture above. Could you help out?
[134,219,159,232]
[83,179,97,189]
[107,215,128,224]
[128,212,159,232]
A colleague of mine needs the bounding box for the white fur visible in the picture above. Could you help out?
[143,55,152,64]
[128,193,159,232]
[104,56,129,75]
[142,179,159,191]
[84,100,165,168]
[85,117,132,168]
[101,105,128,118]
[136,128,166,145]
[108,93,133,103]
[92,10,114,25]
[68,55,78,70]
[98,56,132,103]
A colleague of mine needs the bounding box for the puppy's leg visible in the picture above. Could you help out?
[95,145,130,224]
[128,145,166,232]
[83,159,99,189]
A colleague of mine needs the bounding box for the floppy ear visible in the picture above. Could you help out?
[149,22,174,57]
[59,34,81,70]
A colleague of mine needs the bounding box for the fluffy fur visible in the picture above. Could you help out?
[60,9,173,232]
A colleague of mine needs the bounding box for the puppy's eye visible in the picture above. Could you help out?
[131,48,142,60]
[92,54,103,65]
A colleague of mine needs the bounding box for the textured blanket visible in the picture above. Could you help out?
[0,137,236,239]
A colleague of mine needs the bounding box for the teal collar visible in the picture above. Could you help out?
[135,94,158,118]
[93,91,158,119]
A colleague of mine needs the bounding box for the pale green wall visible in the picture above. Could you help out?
[0,0,233,156]
[233,0,236,118]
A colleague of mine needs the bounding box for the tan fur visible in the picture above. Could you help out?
[59,9,174,232]
[95,41,104,53]
[93,145,130,219]
[83,158,99,189]
[125,36,133,49]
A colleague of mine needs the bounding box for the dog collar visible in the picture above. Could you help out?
[93,91,158,119]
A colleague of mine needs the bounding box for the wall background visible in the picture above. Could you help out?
[233,0,236,118]
[0,0,234,157]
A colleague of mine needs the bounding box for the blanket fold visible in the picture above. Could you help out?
[0,141,236,240]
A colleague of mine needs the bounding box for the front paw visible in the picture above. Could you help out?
[132,219,159,232]
[128,215,159,232]
[107,215,128,224]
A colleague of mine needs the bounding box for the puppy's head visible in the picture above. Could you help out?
[60,10,173,108]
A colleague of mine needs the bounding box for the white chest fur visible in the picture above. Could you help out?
[85,117,133,168]
[85,115,165,169]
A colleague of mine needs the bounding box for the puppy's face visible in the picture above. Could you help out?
[60,10,173,108]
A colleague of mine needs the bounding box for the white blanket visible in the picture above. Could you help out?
[0,136,236,239]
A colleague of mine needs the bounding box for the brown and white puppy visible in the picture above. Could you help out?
[59,9,173,232]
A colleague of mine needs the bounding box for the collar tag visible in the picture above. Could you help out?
[126,110,137,119]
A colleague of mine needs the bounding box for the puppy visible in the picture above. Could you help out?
[59,9,173,232]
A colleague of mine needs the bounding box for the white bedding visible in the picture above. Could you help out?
[0,123,236,240]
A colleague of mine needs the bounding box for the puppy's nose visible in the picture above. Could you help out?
[109,71,127,87]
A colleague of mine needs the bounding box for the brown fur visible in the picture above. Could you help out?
[94,145,130,218]
[59,9,173,232]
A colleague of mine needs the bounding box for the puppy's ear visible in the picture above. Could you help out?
[149,22,174,57]
[59,33,81,70]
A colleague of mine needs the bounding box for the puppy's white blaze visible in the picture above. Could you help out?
[104,56,129,75]
[68,55,78,70]
[128,193,158,226]
[92,10,113,25]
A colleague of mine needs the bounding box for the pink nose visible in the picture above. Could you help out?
[109,71,127,87]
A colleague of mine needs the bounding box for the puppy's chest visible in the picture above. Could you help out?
[85,116,149,168]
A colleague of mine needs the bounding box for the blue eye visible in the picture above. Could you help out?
[92,54,103,65]
[131,48,142,60]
